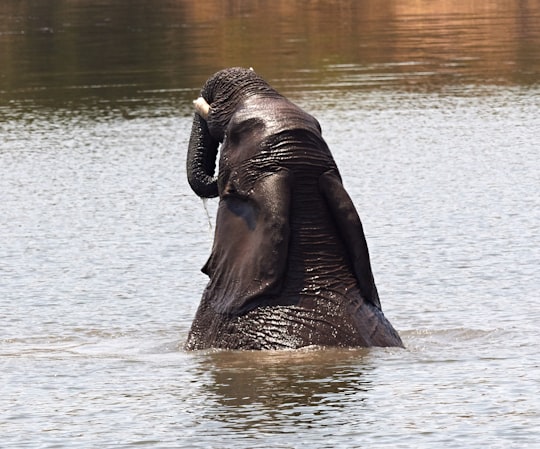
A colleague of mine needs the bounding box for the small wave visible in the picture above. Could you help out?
[397,326,515,356]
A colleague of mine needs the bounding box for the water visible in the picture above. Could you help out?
[1,1,539,447]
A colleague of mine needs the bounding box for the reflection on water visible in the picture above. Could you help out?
[193,348,375,437]
[1,0,539,113]
[201,349,371,403]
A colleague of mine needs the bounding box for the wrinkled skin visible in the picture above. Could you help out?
[185,67,403,350]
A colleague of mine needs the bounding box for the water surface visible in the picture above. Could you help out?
[1,1,539,448]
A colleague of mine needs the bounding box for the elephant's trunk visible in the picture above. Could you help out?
[186,96,219,198]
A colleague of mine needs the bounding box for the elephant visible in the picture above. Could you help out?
[185,67,403,350]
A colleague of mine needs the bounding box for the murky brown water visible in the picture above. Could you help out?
[1,1,539,447]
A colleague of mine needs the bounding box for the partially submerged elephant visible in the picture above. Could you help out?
[185,67,402,350]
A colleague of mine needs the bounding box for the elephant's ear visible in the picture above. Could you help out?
[202,168,292,315]
[319,170,382,310]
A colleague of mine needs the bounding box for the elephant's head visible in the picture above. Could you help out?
[186,67,278,198]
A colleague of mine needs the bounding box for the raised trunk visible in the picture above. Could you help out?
[186,111,219,198]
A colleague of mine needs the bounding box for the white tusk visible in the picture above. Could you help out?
[193,97,211,119]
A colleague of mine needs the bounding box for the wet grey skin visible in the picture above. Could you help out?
[185,67,403,350]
